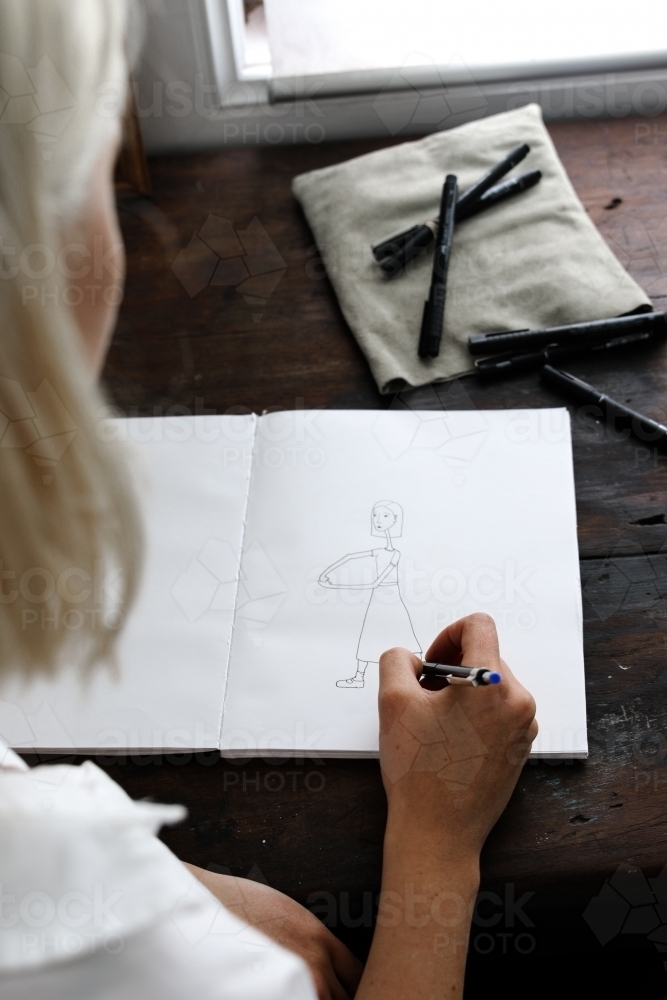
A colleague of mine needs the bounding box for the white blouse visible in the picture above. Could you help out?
[0,742,316,1000]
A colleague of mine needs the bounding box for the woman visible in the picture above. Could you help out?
[0,3,538,998]
[319,502,422,688]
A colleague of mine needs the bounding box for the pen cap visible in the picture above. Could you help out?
[380,224,435,275]
[455,142,530,213]
[457,168,541,222]
[434,174,458,249]
[432,175,457,282]
[372,224,423,261]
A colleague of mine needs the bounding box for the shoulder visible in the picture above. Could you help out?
[0,761,188,973]
[0,763,316,997]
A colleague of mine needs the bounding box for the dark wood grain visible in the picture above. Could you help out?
[94,115,667,958]
[107,115,667,554]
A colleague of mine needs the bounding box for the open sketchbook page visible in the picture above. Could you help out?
[221,408,586,758]
[0,416,254,753]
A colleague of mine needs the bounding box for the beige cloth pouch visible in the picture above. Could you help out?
[293,104,650,394]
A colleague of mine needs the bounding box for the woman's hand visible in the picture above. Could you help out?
[185,865,363,1000]
[354,613,537,1000]
[378,612,538,861]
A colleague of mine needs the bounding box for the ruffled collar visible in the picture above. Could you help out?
[0,744,191,974]
[0,737,28,772]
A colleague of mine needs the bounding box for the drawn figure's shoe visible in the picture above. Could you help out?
[336,677,364,688]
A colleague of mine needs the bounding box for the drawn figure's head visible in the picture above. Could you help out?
[371,501,403,538]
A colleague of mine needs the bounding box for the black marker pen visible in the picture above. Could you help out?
[418,174,457,359]
[469,311,666,356]
[541,365,667,450]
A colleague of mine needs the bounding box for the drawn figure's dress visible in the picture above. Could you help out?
[356,548,421,663]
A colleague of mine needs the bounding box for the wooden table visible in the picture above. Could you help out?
[100,115,667,963]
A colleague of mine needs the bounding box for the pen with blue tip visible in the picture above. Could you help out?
[421,662,502,686]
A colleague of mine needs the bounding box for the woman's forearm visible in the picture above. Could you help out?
[356,821,479,1000]
[364,614,538,1000]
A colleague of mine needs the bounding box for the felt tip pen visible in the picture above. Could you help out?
[375,221,437,271]
[418,174,457,359]
[455,142,530,216]
[474,329,660,379]
[468,310,666,356]
[371,141,532,264]
[456,168,541,222]
[541,365,667,450]
[373,223,431,261]
[374,170,542,275]
[421,662,502,686]
[372,167,539,259]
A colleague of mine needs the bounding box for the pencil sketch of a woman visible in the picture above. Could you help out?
[318,501,422,688]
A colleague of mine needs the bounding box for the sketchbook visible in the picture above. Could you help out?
[0,409,587,758]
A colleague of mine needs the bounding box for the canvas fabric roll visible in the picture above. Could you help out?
[292,104,650,394]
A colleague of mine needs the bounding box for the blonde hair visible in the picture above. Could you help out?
[0,0,142,679]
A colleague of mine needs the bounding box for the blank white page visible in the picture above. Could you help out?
[0,415,254,752]
[221,408,586,758]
